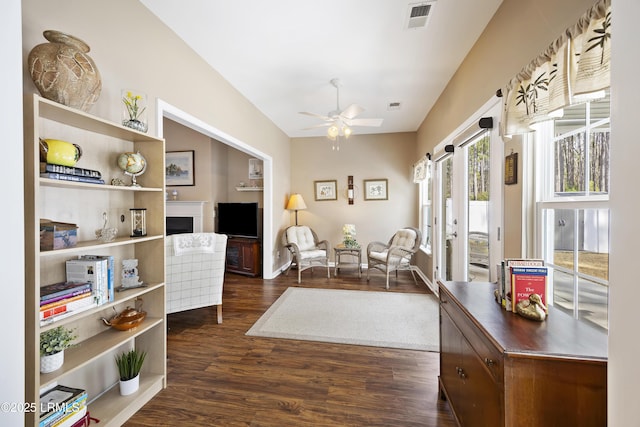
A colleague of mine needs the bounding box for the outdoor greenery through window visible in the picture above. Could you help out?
[537,89,610,330]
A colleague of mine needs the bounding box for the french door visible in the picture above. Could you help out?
[433,102,503,283]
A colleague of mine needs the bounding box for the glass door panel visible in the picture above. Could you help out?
[467,132,490,282]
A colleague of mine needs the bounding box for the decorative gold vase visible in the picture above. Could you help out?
[28,30,102,112]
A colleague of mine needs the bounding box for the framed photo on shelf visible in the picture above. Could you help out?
[364,178,388,200]
[314,180,338,201]
[166,150,195,186]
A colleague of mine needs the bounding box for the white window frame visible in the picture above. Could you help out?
[533,97,610,330]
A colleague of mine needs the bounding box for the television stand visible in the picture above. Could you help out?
[225,237,261,277]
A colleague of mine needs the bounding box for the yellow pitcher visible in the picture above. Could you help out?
[39,138,82,167]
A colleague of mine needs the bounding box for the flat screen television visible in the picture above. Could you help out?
[217,202,259,238]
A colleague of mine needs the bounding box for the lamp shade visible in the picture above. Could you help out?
[286,194,307,211]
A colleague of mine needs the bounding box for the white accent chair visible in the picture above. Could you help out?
[282,225,330,283]
[366,227,422,289]
[165,232,227,323]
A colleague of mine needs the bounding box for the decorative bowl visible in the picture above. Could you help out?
[102,307,146,331]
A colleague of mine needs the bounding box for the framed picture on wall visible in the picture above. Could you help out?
[249,158,263,180]
[166,150,195,186]
[314,180,338,201]
[364,179,388,200]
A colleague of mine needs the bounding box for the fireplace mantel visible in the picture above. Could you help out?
[166,201,207,233]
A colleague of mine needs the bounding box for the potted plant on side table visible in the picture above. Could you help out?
[40,326,76,373]
[115,348,147,396]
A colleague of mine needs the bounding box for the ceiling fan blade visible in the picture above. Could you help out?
[345,118,384,127]
[299,111,332,121]
[302,123,332,130]
[340,104,365,120]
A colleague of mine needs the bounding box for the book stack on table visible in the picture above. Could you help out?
[40,162,104,184]
[39,385,88,427]
[40,281,96,326]
[497,258,547,312]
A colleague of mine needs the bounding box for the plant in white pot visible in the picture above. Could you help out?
[40,326,76,373]
[115,349,146,396]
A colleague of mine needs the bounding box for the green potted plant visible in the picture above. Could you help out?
[115,348,147,396]
[40,326,76,373]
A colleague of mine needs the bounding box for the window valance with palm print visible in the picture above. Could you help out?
[502,0,610,135]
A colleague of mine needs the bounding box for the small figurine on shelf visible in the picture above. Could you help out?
[515,293,548,321]
[121,259,144,290]
[95,211,117,242]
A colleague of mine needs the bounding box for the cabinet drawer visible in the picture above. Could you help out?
[441,292,503,383]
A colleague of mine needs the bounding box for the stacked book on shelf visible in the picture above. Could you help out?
[39,385,87,427]
[40,162,105,185]
[66,255,115,307]
[40,281,96,326]
[497,258,547,312]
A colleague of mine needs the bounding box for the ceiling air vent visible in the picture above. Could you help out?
[406,1,435,29]
[387,102,402,111]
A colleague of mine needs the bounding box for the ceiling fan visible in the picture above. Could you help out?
[299,78,383,146]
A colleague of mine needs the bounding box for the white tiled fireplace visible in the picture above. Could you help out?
[165,201,206,234]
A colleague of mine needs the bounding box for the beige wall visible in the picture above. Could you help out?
[414,0,598,275]
[22,0,291,275]
[290,132,418,265]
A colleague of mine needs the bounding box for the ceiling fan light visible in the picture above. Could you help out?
[327,124,339,139]
[343,126,352,138]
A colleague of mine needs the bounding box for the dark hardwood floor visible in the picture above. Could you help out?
[124,268,456,426]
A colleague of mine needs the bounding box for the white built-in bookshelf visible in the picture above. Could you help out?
[24,94,166,426]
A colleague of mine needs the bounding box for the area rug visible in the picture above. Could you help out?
[246,287,439,351]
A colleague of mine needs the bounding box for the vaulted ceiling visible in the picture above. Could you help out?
[141,0,503,138]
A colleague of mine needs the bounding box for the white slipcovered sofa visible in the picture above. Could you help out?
[165,232,228,323]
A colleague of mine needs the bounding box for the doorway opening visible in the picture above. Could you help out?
[155,99,275,278]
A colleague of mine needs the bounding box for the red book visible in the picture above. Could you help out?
[510,266,548,312]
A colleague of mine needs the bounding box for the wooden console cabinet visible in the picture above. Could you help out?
[438,281,607,427]
[225,237,261,276]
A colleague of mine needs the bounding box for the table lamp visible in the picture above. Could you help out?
[286,194,307,225]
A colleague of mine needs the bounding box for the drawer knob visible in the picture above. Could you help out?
[484,357,495,367]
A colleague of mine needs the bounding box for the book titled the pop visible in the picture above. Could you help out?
[511,266,548,312]
[503,259,544,310]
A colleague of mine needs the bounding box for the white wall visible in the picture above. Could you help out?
[0,0,24,424]
[609,0,640,424]
[290,133,418,258]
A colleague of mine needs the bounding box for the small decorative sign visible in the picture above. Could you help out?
[121,259,143,289]
[505,152,518,185]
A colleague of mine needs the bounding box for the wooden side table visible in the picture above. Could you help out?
[334,244,362,277]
